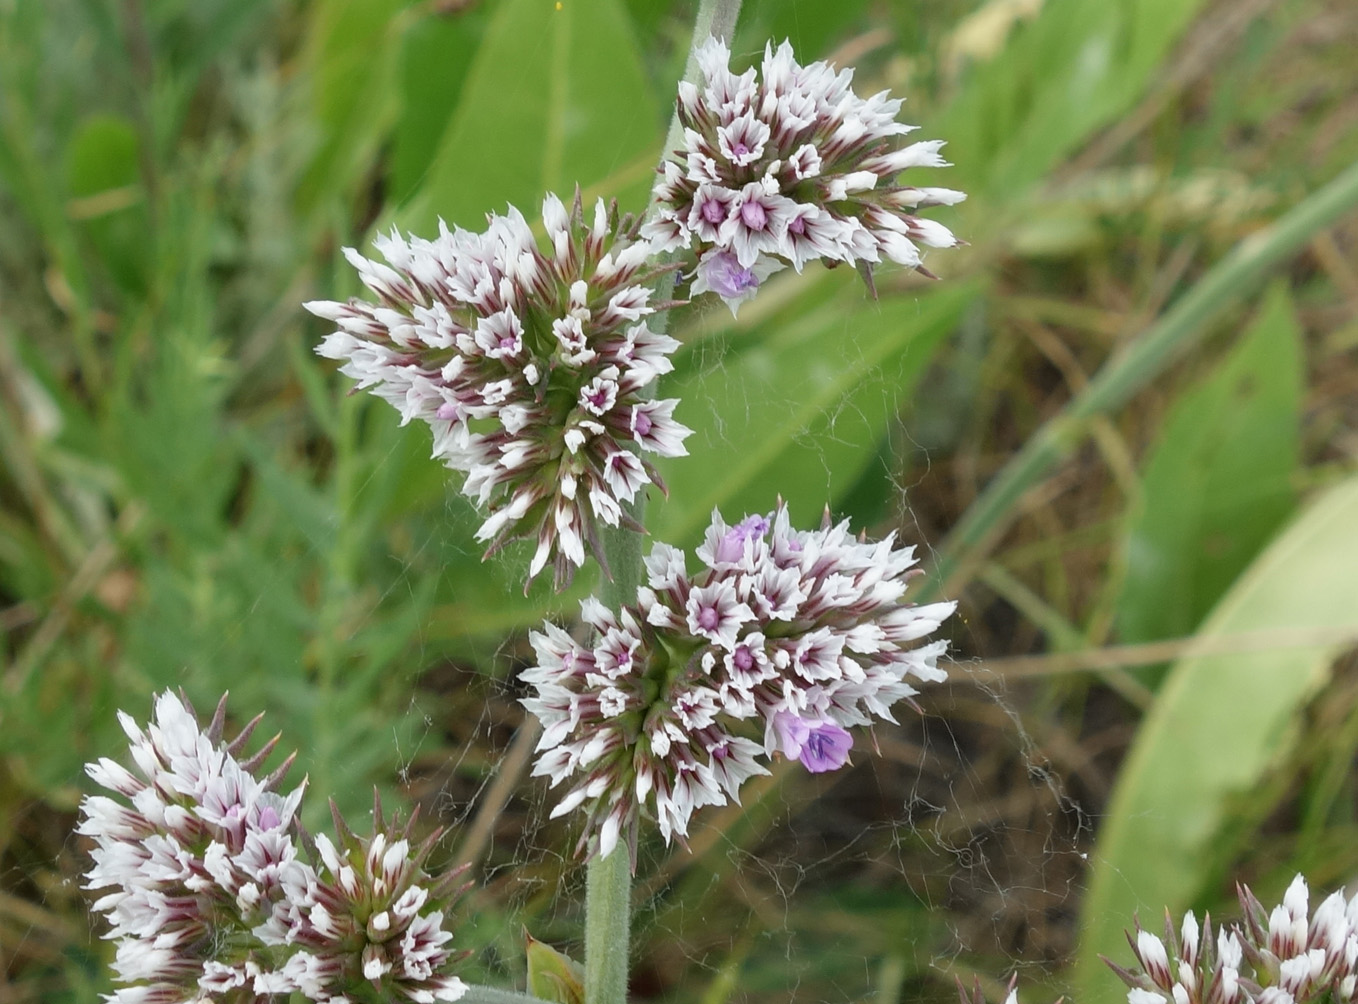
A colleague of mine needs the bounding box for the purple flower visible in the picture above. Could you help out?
[690,250,785,316]
[712,513,771,566]
[771,714,854,773]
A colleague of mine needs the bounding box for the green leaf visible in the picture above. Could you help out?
[64,113,148,295]
[1117,282,1302,644]
[296,0,410,212]
[64,114,138,198]
[940,0,1208,201]
[1073,474,1358,1003]
[734,0,873,56]
[390,10,488,204]
[526,931,586,1004]
[652,280,979,547]
[398,0,660,232]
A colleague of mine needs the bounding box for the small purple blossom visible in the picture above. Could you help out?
[690,250,785,316]
[800,722,854,772]
[713,513,771,565]
[773,714,854,773]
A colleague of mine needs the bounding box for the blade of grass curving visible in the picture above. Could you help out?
[938,0,1208,200]
[295,0,409,215]
[920,159,1358,602]
[1072,473,1358,1003]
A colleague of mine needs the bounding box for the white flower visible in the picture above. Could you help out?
[309,193,691,589]
[521,502,953,866]
[645,36,965,312]
[82,692,470,1004]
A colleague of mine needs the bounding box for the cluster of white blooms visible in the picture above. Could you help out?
[80,691,468,1004]
[521,503,956,863]
[307,193,691,588]
[644,38,965,314]
[1110,875,1358,1004]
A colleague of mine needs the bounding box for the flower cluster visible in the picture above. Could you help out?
[80,691,468,1004]
[520,503,956,863]
[307,193,691,588]
[1109,875,1358,1004]
[645,38,966,314]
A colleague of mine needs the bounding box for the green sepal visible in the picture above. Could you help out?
[525,930,586,1004]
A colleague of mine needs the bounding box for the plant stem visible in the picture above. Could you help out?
[585,6,743,1004]
[920,158,1358,602]
[583,846,633,1004]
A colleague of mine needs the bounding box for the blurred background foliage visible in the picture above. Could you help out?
[2,0,1358,1001]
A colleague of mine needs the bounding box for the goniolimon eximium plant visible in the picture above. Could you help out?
[73,3,1358,1004]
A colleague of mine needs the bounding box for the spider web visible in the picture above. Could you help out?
[375,328,1096,1004]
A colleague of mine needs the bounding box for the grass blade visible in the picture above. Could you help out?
[922,159,1358,600]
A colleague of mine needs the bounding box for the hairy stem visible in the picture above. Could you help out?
[586,6,743,1004]
[583,847,633,1004]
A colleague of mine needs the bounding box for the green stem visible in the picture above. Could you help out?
[583,847,633,1004]
[921,159,1358,601]
[585,6,743,1004]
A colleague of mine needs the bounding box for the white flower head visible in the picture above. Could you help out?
[651,36,965,311]
[82,692,470,1004]
[309,192,683,590]
[520,502,952,867]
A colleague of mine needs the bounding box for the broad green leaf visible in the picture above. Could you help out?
[653,280,979,547]
[526,932,585,1004]
[64,113,148,295]
[734,0,873,56]
[940,0,1207,201]
[1117,282,1302,644]
[390,11,488,204]
[399,0,659,232]
[1073,474,1358,1004]
[296,0,410,212]
[64,114,138,198]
